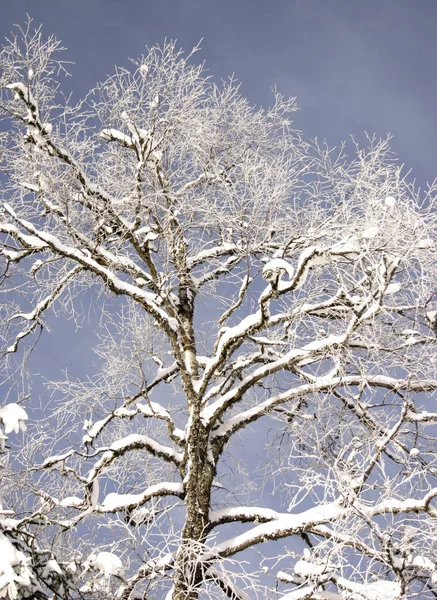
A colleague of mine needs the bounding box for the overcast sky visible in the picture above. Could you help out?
[1,0,437,384]
[1,1,436,550]
[2,0,437,184]
[1,1,437,424]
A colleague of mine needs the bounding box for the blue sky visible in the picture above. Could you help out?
[1,1,437,584]
[2,0,437,184]
[1,0,437,417]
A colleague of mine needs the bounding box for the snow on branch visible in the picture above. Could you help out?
[87,433,183,481]
[206,486,437,560]
[82,399,176,446]
[210,374,437,440]
[2,29,437,600]
[98,482,184,513]
[0,213,178,334]
[5,265,83,351]
[99,128,134,148]
[0,403,28,435]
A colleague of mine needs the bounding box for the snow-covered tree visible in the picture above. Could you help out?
[1,20,437,600]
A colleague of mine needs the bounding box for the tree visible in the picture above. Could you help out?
[1,20,437,600]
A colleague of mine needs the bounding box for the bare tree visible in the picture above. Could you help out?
[1,20,437,600]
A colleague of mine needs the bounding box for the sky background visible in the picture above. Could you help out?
[1,0,437,578]
[2,0,436,374]
[2,0,437,186]
[1,0,437,415]
[0,2,436,422]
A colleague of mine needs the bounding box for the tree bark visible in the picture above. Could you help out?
[173,411,215,599]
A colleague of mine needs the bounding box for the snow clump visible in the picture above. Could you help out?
[262,258,294,282]
[0,533,32,599]
[0,404,28,434]
[362,226,379,239]
[416,238,433,249]
[85,552,124,578]
[384,196,396,208]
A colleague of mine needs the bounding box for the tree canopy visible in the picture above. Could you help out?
[1,21,437,600]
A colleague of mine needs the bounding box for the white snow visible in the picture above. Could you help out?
[411,554,434,570]
[138,127,151,140]
[150,148,163,162]
[0,430,6,451]
[402,329,420,336]
[135,225,153,236]
[101,492,143,511]
[210,503,344,556]
[210,506,279,524]
[384,196,396,208]
[292,247,317,289]
[362,226,379,239]
[156,362,178,381]
[89,479,99,508]
[83,418,110,443]
[108,433,183,462]
[59,496,82,508]
[277,570,294,583]
[0,533,32,599]
[0,404,28,434]
[1,250,27,262]
[100,482,183,511]
[85,552,124,577]
[129,507,154,525]
[279,586,316,599]
[19,182,39,192]
[409,447,419,457]
[339,578,401,600]
[385,282,401,294]
[136,228,159,243]
[330,240,360,256]
[294,558,333,579]
[6,82,36,110]
[303,334,343,352]
[42,559,62,578]
[416,237,433,249]
[150,94,159,108]
[296,246,317,264]
[99,128,133,147]
[312,254,330,266]
[360,302,379,320]
[202,311,261,384]
[41,449,74,469]
[187,242,236,268]
[251,336,286,346]
[30,259,43,274]
[262,258,294,281]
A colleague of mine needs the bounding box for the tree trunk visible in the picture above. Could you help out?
[173,413,215,600]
